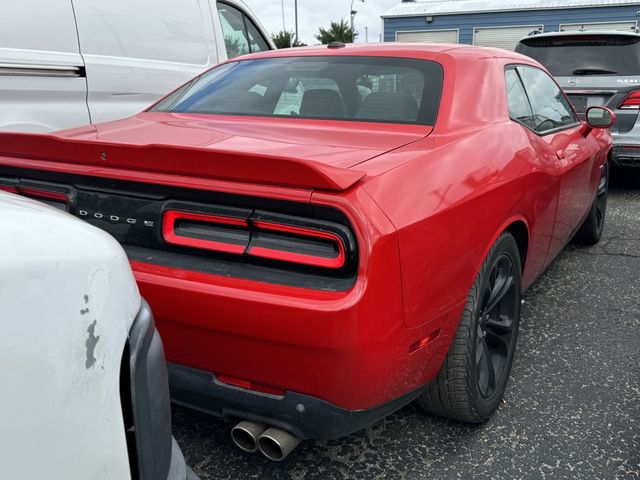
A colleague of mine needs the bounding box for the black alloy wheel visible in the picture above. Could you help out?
[416,232,522,423]
[476,254,518,399]
[573,163,609,245]
[594,164,608,234]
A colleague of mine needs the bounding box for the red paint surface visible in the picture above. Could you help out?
[0,44,612,410]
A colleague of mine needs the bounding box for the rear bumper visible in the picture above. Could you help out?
[132,230,456,420]
[611,119,640,167]
[168,362,426,440]
[129,190,460,437]
[610,145,640,168]
[135,258,457,416]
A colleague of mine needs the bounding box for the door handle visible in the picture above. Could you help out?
[556,150,566,160]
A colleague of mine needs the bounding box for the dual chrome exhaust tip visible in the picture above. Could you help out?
[231,421,301,461]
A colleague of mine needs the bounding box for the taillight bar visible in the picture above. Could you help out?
[19,187,70,205]
[0,181,70,210]
[619,90,640,110]
[248,220,346,269]
[161,206,354,270]
[162,210,249,254]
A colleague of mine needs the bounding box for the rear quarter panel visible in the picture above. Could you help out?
[362,122,560,329]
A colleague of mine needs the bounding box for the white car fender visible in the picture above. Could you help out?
[0,192,140,479]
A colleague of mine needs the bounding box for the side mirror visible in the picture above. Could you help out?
[586,106,616,129]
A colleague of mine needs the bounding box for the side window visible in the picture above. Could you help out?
[245,20,269,53]
[505,69,533,126]
[216,3,269,59]
[516,66,578,134]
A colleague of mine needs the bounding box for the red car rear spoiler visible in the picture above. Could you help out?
[0,132,366,191]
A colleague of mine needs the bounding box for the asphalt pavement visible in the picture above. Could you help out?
[173,172,640,480]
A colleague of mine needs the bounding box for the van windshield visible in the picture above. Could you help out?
[150,56,443,125]
[516,35,640,76]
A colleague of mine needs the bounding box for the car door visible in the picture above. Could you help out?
[504,67,560,282]
[0,1,90,132]
[516,65,601,261]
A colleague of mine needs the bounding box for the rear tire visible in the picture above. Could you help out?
[572,163,608,246]
[416,232,521,423]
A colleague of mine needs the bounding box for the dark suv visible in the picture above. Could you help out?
[516,30,640,168]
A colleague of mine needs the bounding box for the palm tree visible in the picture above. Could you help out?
[315,20,357,44]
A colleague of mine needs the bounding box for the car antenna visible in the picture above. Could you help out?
[328,41,346,49]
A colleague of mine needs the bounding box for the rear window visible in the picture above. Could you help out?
[150,56,443,125]
[516,35,640,76]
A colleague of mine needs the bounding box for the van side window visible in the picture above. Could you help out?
[516,65,578,134]
[245,19,270,53]
[217,3,269,59]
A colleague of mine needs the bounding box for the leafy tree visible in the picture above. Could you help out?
[271,30,294,49]
[315,19,357,44]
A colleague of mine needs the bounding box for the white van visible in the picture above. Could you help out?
[0,0,274,132]
[0,190,197,480]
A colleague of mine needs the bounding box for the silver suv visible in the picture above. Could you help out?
[516,30,640,169]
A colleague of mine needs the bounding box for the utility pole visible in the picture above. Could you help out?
[350,0,364,43]
[281,0,286,32]
[365,25,368,43]
[294,0,299,46]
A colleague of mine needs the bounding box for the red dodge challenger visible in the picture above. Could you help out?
[0,43,613,454]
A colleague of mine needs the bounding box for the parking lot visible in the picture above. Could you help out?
[173,173,640,480]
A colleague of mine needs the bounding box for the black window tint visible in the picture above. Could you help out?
[150,56,444,126]
[245,18,269,53]
[505,68,533,125]
[517,66,578,133]
[516,35,640,76]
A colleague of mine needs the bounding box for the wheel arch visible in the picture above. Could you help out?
[473,216,530,289]
[505,220,529,275]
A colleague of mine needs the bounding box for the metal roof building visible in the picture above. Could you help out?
[382,0,640,50]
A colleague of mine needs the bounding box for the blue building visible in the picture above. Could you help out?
[382,0,640,50]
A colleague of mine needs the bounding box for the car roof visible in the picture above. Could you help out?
[519,29,640,42]
[234,42,533,63]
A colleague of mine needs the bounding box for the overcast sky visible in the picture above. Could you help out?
[243,0,398,45]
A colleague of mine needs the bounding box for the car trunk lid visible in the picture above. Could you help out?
[0,112,432,191]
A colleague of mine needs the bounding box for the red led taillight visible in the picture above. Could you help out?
[619,90,640,110]
[162,210,249,254]
[19,187,70,205]
[161,208,351,270]
[248,220,345,269]
[0,183,69,210]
